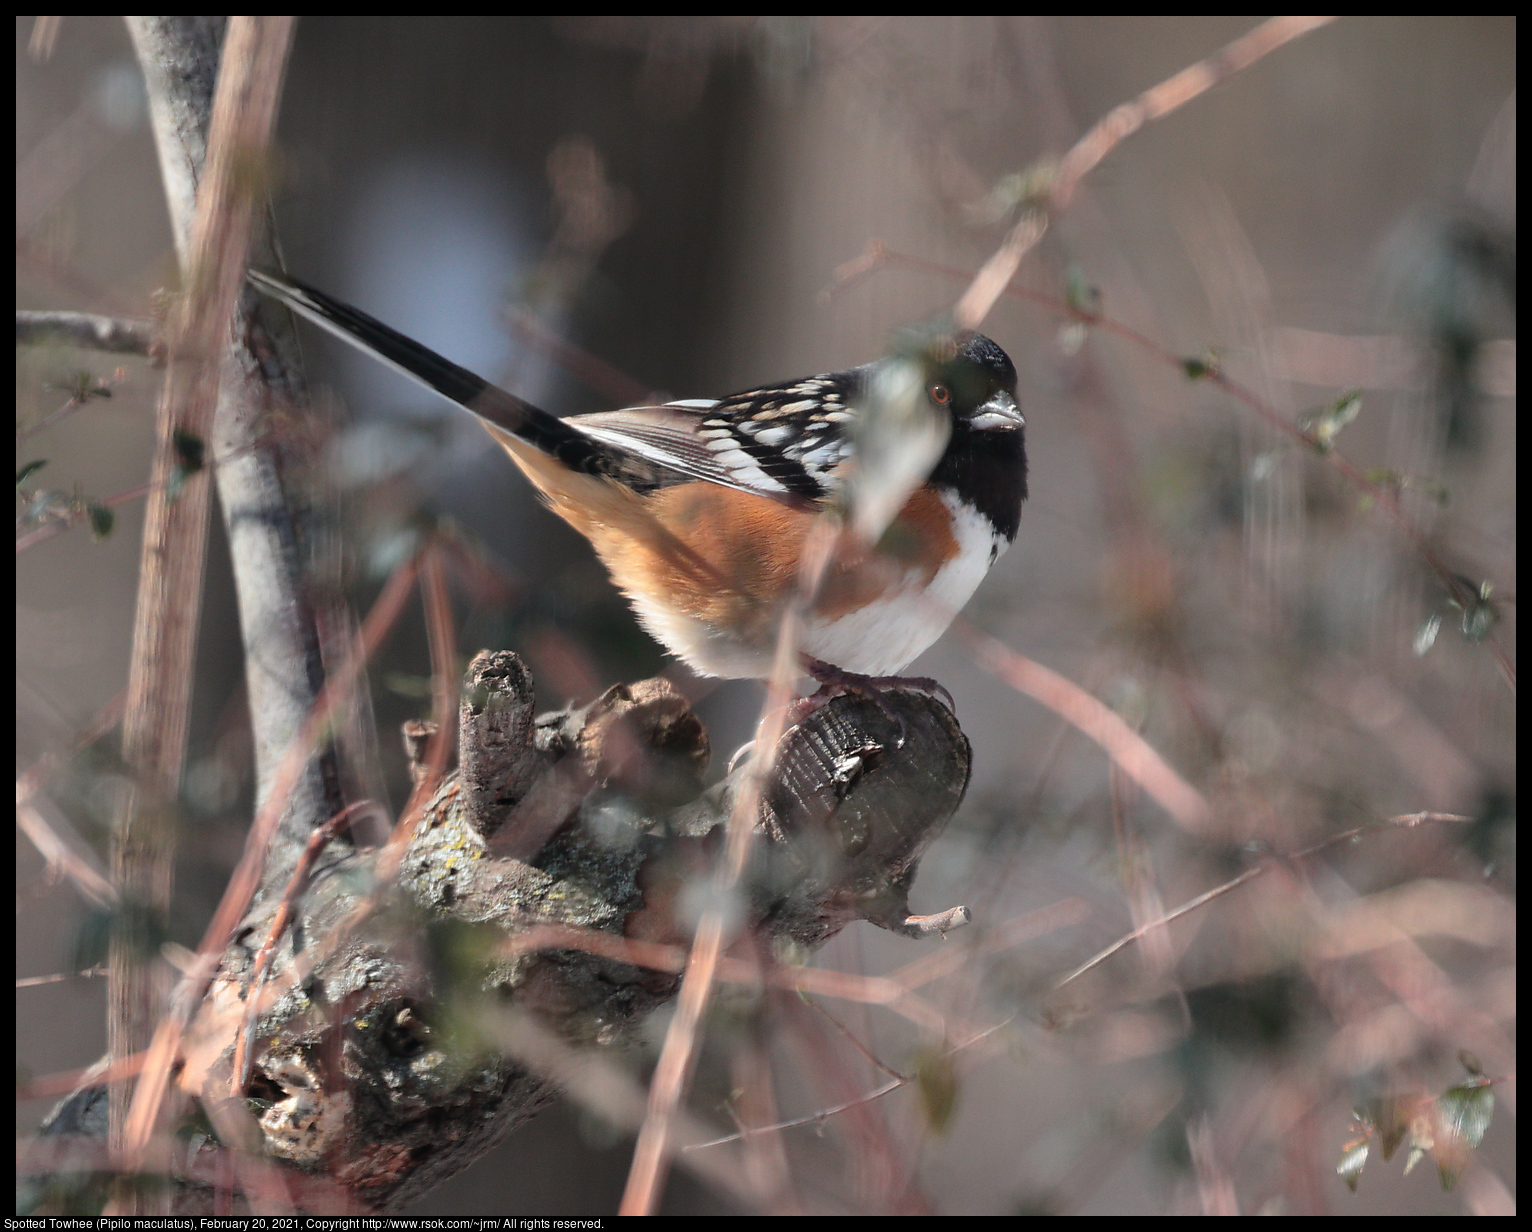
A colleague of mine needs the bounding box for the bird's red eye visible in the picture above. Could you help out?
[931,384,950,405]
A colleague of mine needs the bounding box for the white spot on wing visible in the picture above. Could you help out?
[709,447,785,492]
[799,439,845,468]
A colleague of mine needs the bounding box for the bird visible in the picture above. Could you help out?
[248,269,1027,691]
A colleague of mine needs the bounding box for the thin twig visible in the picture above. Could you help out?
[729,1032,794,1209]
[373,542,458,883]
[694,1078,906,1151]
[777,985,926,1208]
[483,1008,761,1207]
[15,689,126,906]
[834,242,1516,692]
[17,1050,145,1104]
[500,924,963,1038]
[20,390,112,446]
[953,620,1212,833]
[108,17,296,1176]
[1052,811,1471,990]
[15,799,118,910]
[230,802,373,1095]
[953,16,1336,329]
[17,424,276,555]
[16,965,107,989]
[1196,363,1517,692]
[887,897,1092,993]
[15,480,150,554]
[620,518,840,1214]
[807,999,909,1082]
[684,1016,1016,1151]
[1051,16,1337,213]
[16,309,156,355]
[118,551,421,1167]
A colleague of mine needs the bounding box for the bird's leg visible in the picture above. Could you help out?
[801,656,956,714]
[788,657,957,748]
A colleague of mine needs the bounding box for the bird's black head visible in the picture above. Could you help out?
[933,330,1022,426]
[926,331,1028,540]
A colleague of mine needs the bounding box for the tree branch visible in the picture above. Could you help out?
[126,14,374,909]
[108,20,295,1199]
[41,651,974,1213]
[15,310,156,355]
[954,15,1337,329]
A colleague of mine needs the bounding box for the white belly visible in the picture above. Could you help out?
[626,493,1008,680]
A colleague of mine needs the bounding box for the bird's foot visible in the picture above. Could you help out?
[802,657,955,714]
[792,657,956,747]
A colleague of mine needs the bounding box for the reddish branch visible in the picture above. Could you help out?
[118,552,422,1167]
[831,241,1516,693]
[1052,810,1472,990]
[620,520,842,1213]
[108,19,296,1189]
[953,16,1337,329]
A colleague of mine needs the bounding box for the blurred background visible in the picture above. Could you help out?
[17,16,1515,1215]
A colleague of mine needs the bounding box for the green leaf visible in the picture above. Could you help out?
[1329,390,1362,429]
[1460,596,1497,642]
[1064,264,1102,318]
[172,428,205,473]
[54,368,97,402]
[16,459,48,487]
[1434,1083,1495,1190]
[1447,1084,1495,1151]
[1413,612,1442,656]
[1337,1137,1369,1193]
[914,1047,959,1135]
[86,502,114,540]
[1374,1098,1408,1161]
[166,428,205,500]
[1298,390,1362,453]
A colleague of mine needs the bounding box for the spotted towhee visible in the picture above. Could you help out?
[249,269,1027,686]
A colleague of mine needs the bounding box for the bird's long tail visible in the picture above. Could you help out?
[247,268,616,477]
[247,267,727,591]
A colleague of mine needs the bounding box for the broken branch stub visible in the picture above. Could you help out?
[39,651,971,1213]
